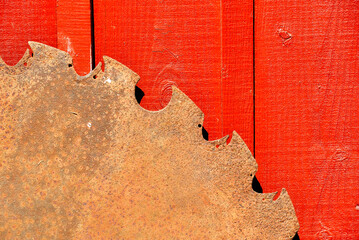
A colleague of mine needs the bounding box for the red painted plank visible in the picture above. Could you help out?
[255,1,359,238]
[222,0,254,150]
[94,0,253,146]
[57,0,92,75]
[0,0,57,65]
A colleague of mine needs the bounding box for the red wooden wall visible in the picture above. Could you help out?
[0,0,358,238]
[255,1,359,238]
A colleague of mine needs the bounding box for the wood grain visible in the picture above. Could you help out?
[255,0,359,238]
[93,0,254,149]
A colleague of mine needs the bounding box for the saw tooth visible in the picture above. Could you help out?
[229,131,253,153]
[103,56,140,87]
[145,85,205,128]
[228,130,258,176]
[169,86,203,116]
[28,41,72,66]
[276,188,289,202]
[228,130,243,147]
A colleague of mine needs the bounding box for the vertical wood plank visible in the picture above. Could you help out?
[0,0,57,64]
[222,0,254,150]
[57,0,92,75]
[93,0,253,145]
[255,0,359,238]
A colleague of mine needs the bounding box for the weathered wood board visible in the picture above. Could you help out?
[255,0,359,238]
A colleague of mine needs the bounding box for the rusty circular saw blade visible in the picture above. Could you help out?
[0,42,299,239]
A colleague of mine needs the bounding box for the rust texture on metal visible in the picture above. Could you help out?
[0,42,299,239]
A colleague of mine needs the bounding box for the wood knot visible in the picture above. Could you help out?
[331,150,349,162]
[277,26,293,46]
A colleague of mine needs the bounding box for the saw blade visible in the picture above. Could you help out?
[0,42,299,239]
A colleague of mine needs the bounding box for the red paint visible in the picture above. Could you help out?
[93,0,254,148]
[57,0,92,75]
[222,0,254,149]
[0,0,91,75]
[0,0,57,65]
[255,0,359,238]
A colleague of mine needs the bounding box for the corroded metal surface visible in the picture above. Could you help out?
[0,42,299,239]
